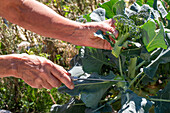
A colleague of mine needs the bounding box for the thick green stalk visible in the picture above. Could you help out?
[128,57,137,79]
[112,32,130,58]
[119,57,123,77]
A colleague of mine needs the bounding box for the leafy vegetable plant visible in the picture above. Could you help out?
[51,0,170,113]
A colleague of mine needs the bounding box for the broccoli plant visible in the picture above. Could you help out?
[51,0,170,113]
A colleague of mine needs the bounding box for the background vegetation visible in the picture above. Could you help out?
[0,0,110,112]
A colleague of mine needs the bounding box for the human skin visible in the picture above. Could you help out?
[0,0,118,89]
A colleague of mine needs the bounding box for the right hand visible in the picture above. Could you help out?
[12,54,74,89]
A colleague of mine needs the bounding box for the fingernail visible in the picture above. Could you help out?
[70,84,74,89]
[65,72,71,76]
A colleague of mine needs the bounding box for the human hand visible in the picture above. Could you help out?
[12,54,74,89]
[70,19,118,50]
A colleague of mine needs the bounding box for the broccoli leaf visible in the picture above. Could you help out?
[152,82,170,113]
[130,2,141,12]
[68,65,84,77]
[144,47,170,78]
[146,0,154,7]
[141,20,167,52]
[113,0,125,15]
[118,90,153,113]
[157,1,168,18]
[166,12,170,20]
[58,72,116,109]
[80,47,110,74]
[136,0,144,6]
[99,0,119,18]
[90,8,106,22]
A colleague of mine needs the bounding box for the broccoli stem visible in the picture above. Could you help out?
[112,32,130,58]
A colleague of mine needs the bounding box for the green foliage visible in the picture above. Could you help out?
[0,78,70,112]
[59,71,116,109]
[81,48,111,74]
[141,21,167,52]
[54,0,170,113]
[99,0,118,18]
[167,12,170,20]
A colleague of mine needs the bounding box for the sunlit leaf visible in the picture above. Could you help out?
[141,20,167,52]
[99,0,119,18]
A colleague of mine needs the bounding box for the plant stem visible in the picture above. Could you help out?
[119,57,123,77]
[73,103,85,106]
[135,74,146,88]
[136,60,145,71]
[149,98,170,102]
[128,71,144,88]
[74,81,112,87]
[128,57,137,79]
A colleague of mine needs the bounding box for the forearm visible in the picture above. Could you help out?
[0,0,83,43]
[0,55,19,78]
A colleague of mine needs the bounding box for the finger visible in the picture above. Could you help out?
[48,72,62,87]
[39,72,62,88]
[51,65,74,89]
[37,57,62,88]
[105,18,116,28]
[102,40,113,50]
[41,80,53,89]
[102,19,119,38]
[34,75,53,89]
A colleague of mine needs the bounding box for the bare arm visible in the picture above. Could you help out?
[0,0,81,41]
[0,54,74,89]
[0,0,117,50]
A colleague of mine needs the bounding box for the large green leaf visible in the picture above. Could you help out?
[153,82,170,113]
[58,72,116,109]
[141,20,167,52]
[113,0,125,15]
[146,0,154,7]
[119,90,153,113]
[144,47,170,78]
[99,0,119,18]
[166,12,170,20]
[136,0,144,6]
[80,47,110,74]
